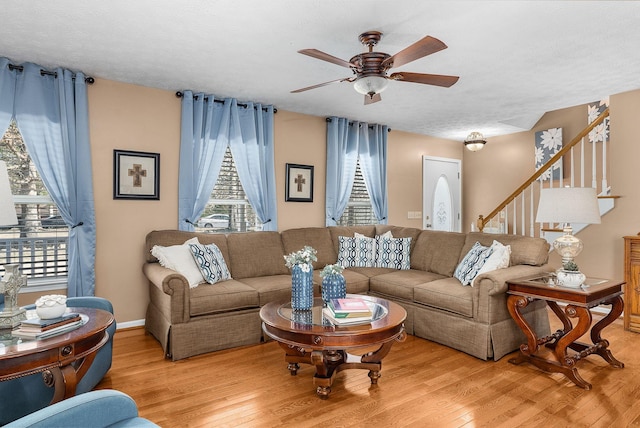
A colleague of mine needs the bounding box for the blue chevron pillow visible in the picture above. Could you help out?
[189,243,232,285]
[337,235,376,268]
[453,241,494,286]
[375,236,411,270]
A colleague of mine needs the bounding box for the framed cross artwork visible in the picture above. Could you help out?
[113,149,160,200]
[285,163,314,202]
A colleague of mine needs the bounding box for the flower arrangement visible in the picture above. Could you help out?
[284,246,317,272]
[319,263,344,278]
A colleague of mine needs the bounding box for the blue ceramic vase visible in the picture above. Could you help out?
[291,264,314,311]
[321,273,346,305]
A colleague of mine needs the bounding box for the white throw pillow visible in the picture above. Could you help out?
[472,240,512,286]
[151,237,205,288]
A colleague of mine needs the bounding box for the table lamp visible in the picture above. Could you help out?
[0,160,26,329]
[535,187,601,268]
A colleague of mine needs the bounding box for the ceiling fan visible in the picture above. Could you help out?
[291,31,459,105]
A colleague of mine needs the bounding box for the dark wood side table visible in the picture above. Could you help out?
[506,274,624,390]
[0,307,114,403]
[260,295,406,398]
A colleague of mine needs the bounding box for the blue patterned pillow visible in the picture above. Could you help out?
[188,243,232,285]
[453,242,493,286]
[337,235,376,268]
[375,236,411,270]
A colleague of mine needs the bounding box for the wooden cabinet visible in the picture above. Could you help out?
[624,235,640,332]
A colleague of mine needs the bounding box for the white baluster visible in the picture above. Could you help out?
[592,130,597,189]
[580,137,585,187]
[602,117,608,191]
[529,186,535,237]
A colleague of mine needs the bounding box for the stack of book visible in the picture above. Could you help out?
[323,297,374,325]
[12,312,83,339]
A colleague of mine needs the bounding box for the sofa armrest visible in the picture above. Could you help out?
[473,264,551,324]
[143,263,191,324]
[4,390,159,428]
[475,264,551,296]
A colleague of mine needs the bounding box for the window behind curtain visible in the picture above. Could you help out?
[0,120,69,287]
[195,147,262,232]
[338,160,375,226]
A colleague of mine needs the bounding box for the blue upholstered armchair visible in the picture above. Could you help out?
[4,390,159,428]
[0,297,116,425]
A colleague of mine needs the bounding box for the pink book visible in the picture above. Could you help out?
[329,298,370,313]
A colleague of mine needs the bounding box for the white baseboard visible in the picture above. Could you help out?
[115,319,145,330]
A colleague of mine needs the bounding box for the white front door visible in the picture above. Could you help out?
[422,156,461,232]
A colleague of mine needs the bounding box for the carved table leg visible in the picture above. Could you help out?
[588,295,624,368]
[507,295,539,360]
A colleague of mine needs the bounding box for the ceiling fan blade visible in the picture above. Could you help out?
[383,35,448,69]
[291,77,353,93]
[389,72,459,88]
[364,93,382,105]
[298,49,355,68]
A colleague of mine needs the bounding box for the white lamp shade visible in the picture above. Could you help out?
[353,75,389,95]
[0,160,17,226]
[535,187,601,225]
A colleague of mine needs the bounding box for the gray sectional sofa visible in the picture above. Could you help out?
[142,225,551,361]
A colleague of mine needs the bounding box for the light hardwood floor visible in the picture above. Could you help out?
[97,313,640,428]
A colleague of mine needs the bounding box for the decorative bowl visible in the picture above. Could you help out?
[35,294,67,319]
[556,270,586,289]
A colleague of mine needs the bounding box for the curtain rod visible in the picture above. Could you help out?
[175,91,276,113]
[325,117,391,132]
[7,64,94,84]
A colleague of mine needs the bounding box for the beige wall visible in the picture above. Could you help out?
[21,79,461,323]
[21,76,637,323]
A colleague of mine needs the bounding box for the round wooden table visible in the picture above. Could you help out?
[0,307,114,403]
[260,295,406,398]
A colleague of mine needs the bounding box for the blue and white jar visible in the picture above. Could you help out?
[321,273,346,305]
[291,264,314,310]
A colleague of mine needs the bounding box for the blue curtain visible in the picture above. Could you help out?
[358,123,388,224]
[326,118,388,225]
[229,102,277,231]
[0,58,16,134]
[178,91,230,231]
[179,94,277,232]
[12,62,96,297]
[325,117,359,226]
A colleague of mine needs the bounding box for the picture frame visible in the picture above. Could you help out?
[113,149,160,200]
[285,163,314,202]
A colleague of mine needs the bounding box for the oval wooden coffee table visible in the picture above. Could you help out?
[260,294,406,398]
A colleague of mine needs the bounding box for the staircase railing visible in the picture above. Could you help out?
[476,107,610,236]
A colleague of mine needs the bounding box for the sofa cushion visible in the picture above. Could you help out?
[375,225,422,251]
[145,230,230,264]
[281,227,337,270]
[151,237,204,287]
[226,232,289,279]
[410,231,467,276]
[237,275,313,307]
[454,241,493,286]
[188,243,232,285]
[413,278,474,318]
[189,279,259,316]
[463,232,550,266]
[314,269,371,295]
[369,269,447,301]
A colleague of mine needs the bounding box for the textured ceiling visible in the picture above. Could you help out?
[1,1,639,141]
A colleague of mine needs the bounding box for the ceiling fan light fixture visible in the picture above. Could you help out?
[464,131,487,152]
[353,75,388,96]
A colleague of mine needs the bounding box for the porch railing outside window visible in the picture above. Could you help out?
[338,161,375,226]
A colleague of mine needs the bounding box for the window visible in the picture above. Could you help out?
[338,160,375,226]
[195,147,262,233]
[0,121,68,288]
